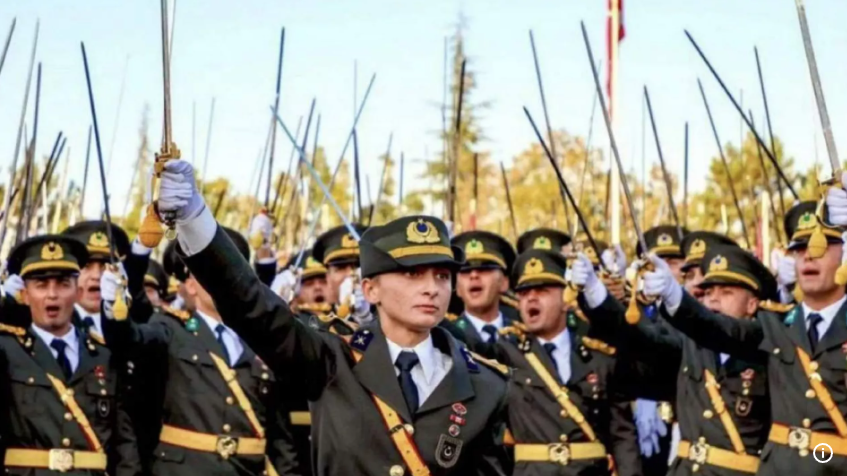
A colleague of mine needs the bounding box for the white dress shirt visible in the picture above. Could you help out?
[538,328,572,383]
[464,312,504,342]
[719,353,729,365]
[32,324,80,373]
[386,336,452,406]
[197,311,244,367]
[801,295,847,342]
[74,304,103,337]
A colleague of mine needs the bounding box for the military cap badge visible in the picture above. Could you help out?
[710,255,728,272]
[533,236,552,250]
[465,239,484,255]
[406,219,440,244]
[341,233,357,249]
[89,231,110,248]
[524,258,544,276]
[657,233,673,246]
[797,212,816,231]
[41,242,64,261]
[689,239,706,256]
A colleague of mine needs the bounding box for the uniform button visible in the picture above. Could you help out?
[525,378,532,385]
[683,366,688,373]
[404,424,414,435]
[806,389,816,399]
[66,389,74,396]
[27,377,34,384]
[802,418,811,428]
[261,387,268,395]
[62,438,71,447]
[773,348,780,355]
[127,361,135,369]
[261,372,269,381]
[226,397,234,405]
[809,361,819,371]
[559,434,568,443]
[100,389,107,396]
[692,463,700,472]
[559,410,568,418]
[389,464,405,476]
[703,410,714,419]
[192,355,199,361]
[223,424,231,433]
[127,369,134,375]
[64,412,73,421]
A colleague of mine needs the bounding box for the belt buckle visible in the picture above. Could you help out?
[788,427,811,455]
[548,443,570,466]
[48,449,75,472]
[688,440,709,465]
[216,436,239,460]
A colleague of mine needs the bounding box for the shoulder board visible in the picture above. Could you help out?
[87,330,106,346]
[0,323,26,337]
[328,317,359,336]
[466,349,510,377]
[581,336,616,356]
[758,300,795,314]
[444,312,459,322]
[500,294,519,310]
[162,305,191,322]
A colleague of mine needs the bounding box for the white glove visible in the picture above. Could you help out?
[339,269,369,320]
[170,294,185,310]
[156,160,205,223]
[131,236,152,256]
[601,244,627,274]
[572,253,607,309]
[100,263,127,303]
[777,255,796,287]
[642,254,682,310]
[826,175,847,226]
[249,213,274,246]
[2,274,24,298]
[271,269,299,302]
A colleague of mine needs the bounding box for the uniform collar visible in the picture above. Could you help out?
[801,294,847,333]
[386,335,439,385]
[196,309,233,336]
[74,303,100,319]
[31,323,79,355]
[538,326,571,353]
[463,311,504,335]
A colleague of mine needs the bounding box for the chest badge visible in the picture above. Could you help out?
[435,434,462,468]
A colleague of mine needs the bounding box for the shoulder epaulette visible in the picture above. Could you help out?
[581,336,616,356]
[500,294,519,310]
[162,305,191,322]
[444,313,459,322]
[0,323,26,337]
[467,350,510,377]
[328,317,359,336]
[758,300,795,314]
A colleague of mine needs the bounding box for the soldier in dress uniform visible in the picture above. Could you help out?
[61,221,132,343]
[312,223,369,305]
[574,243,779,475]
[0,235,140,475]
[626,196,847,475]
[627,225,688,476]
[282,250,333,327]
[155,158,511,475]
[679,232,737,301]
[100,226,301,476]
[496,249,640,476]
[442,231,518,357]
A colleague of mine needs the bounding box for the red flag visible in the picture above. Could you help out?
[606,0,625,118]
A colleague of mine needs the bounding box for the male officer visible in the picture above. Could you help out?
[312,223,368,305]
[61,221,131,341]
[445,231,518,356]
[101,227,301,476]
[155,157,511,475]
[678,231,737,301]
[575,244,778,475]
[497,249,640,476]
[632,198,847,475]
[0,235,140,475]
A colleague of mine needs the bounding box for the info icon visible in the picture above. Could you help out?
[813,443,833,464]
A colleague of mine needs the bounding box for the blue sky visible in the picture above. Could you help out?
[1,0,845,218]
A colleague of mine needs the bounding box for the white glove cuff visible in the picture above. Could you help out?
[663,282,683,316]
[176,205,216,257]
[583,279,608,310]
[131,239,153,256]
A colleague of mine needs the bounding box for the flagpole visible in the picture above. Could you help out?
[609,0,622,246]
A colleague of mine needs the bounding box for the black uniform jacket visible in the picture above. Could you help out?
[493,316,641,476]
[440,310,520,359]
[102,307,300,476]
[659,292,847,476]
[179,225,512,476]
[582,294,772,476]
[0,326,141,476]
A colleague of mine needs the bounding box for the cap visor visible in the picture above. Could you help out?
[513,278,566,292]
[700,276,756,294]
